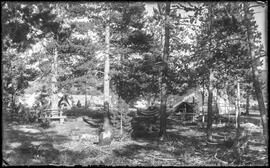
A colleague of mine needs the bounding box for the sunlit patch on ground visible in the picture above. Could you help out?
[178,128,205,137]
[30,141,43,146]
[9,142,22,149]
[2,111,268,166]
[17,127,41,133]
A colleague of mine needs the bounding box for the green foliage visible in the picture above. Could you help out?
[2,2,61,52]
[2,54,39,96]
[109,3,159,103]
[32,86,51,119]
[2,52,39,120]
[111,2,197,104]
[191,2,265,95]
[2,2,69,121]
[112,52,160,104]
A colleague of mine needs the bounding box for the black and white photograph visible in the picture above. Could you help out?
[2,1,268,166]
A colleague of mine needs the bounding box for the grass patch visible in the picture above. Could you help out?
[3,106,268,166]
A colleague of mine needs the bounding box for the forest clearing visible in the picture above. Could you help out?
[3,108,268,166]
[2,1,268,166]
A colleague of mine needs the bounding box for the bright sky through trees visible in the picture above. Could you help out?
[145,2,267,69]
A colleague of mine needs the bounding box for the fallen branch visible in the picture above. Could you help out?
[206,137,228,145]
[148,154,176,161]
[206,141,219,145]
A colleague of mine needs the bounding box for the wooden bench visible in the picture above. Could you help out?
[44,109,67,124]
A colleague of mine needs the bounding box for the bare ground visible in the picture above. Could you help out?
[2,116,268,166]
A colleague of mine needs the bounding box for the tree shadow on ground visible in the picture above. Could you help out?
[112,141,187,166]
[125,122,207,163]
[113,143,158,158]
[2,122,81,165]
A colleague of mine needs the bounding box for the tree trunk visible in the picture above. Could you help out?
[85,82,87,108]
[146,95,151,109]
[251,69,268,149]
[51,49,58,113]
[214,93,219,116]
[159,2,170,140]
[232,80,242,163]
[245,90,250,115]
[206,3,214,141]
[98,21,113,146]
[244,3,268,150]
[102,21,112,139]
[207,69,213,141]
[153,93,157,106]
[201,79,205,123]
[236,81,241,129]
[104,22,110,116]
[120,112,123,135]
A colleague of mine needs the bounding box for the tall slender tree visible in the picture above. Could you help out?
[159,2,171,139]
[104,16,111,122]
[192,2,254,141]
[242,2,268,150]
